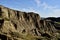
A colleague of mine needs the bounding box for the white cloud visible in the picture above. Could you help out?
[35,0,41,7]
[41,2,56,9]
[34,0,57,9]
[48,9,60,17]
[34,0,60,17]
[21,7,40,14]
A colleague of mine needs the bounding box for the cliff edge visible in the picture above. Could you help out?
[0,5,60,40]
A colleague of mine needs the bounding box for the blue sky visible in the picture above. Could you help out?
[0,0,60,17]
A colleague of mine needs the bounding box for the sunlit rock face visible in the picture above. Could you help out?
[0,5,60,40]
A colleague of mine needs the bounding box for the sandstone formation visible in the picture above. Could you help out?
[0,5,60,40]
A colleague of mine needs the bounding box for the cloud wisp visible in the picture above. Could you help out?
[21,7,40,14]
[35,0,41,7]
[34,0,57,9]
[34,0,60,17]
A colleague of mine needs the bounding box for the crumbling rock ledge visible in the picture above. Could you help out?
[0,5,60,40]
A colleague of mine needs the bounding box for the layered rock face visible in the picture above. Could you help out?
[0,5,60,40]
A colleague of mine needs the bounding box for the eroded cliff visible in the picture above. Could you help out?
[0,5,60,40]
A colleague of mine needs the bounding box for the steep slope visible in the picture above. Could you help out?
[45,17,60,22]
[44,17,60,30]
[0,5,60,40]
